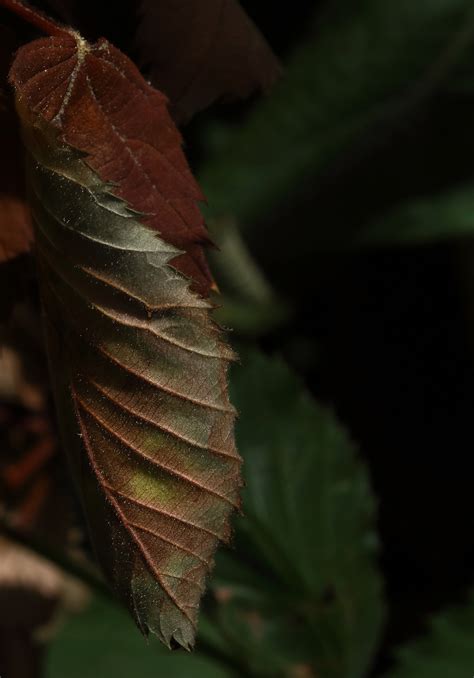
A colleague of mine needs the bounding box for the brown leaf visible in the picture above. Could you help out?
[9,25,241,648]
[136,0,281,122]
[38,0,281,123]
[10,30,216,295]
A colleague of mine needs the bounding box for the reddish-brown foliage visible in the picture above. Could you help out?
[7,7,242,645]
[0,0,278,648]
[10,31,215,294]
[34,0,280,123]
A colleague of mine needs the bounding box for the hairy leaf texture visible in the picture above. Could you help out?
[10,32,241,649]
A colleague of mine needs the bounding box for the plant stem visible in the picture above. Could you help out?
[0,0,66,37]
[209,217,274,305]
[209,217,289,334]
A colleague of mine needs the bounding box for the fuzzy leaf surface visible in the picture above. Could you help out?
[10,30,241,649]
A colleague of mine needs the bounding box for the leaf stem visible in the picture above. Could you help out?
[0,0,67,37]
[209,216,290,334]
[209,217,275,305]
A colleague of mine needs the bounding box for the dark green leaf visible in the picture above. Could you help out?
[47,595,232,678]
[200,1,474,235]
[356,184,474,246]
[386,591,474,678]
[203,351,385,678]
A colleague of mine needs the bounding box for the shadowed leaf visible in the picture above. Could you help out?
[9,27,241,649]
[386,590,474,678]
[355,183,474,247]
[199,0,474,246]
[48,594,232,678]
[37,0,280,123]
[202,351,386,678]
[135,0,280,123]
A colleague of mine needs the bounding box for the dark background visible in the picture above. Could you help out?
[200,1,474,671]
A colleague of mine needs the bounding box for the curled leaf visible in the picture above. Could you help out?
[10,29,241,648]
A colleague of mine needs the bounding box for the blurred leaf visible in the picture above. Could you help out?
[212,295,288,336]
[209,217,289,335]
[355,184,474,246]
[200,0,474,233]
[0,536,88,678]
[202,351,385,678]
[136,0,281,123]
[47,595,231,678]
[386,591,474,678]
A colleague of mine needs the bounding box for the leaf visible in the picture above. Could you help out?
[135,0,281,123]
[203,351,385,678]
[355,183,474,247]
[10,30,214,295]
[47,594,232,678]
[199,0,474,237]
[10,29,241,649]
[386,590,474,678]
[37,0,280,124]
